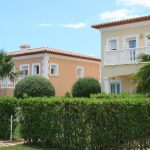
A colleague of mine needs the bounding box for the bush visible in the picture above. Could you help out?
[1,96,149,149]
[90,93,145,99]
[19,97,150,149]
[0,97,17,139]
[14,76,55,98]
[64,92,72,98]
[72,77,101,97]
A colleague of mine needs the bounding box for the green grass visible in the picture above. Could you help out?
[0,144,59,150]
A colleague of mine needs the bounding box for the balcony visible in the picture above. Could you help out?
[0,78,20,89]
[104,46,150,65]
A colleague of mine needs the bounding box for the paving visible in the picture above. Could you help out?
[0,140,24,148]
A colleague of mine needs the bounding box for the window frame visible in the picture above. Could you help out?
[20,64,30,78]
[145,32,150,47]
[110,80,121,94]
[50,63,59,76]
[106,37,119,51]
[32,63,40,75]
[123,34,138,49]
[77,66,84,78]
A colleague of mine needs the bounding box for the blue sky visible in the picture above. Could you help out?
[0,0,150,57]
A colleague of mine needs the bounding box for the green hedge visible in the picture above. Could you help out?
[0,96,149,149]
[19,97,150,150]
[0,97,17,139]
[90,93,145,99]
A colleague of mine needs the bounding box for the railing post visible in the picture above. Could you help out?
[10,115,13,141]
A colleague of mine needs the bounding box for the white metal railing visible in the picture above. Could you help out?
[104,46,150,65]
[0,78,20,89]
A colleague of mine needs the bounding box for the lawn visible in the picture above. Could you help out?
[0,144,58,150]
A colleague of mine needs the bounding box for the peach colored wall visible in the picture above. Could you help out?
[0,57,43,97]
[14,57,43,75]
[48,57,100,96]
[0,55,100,97]
[0,89,14,96]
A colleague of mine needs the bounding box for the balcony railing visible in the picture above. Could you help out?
[0,78,20,89]
[104,46,150,65]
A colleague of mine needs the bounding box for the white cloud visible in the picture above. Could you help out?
[117,0,150,7]
[99,9,138,22]
[37,23,51,27]
[59,22,86,29]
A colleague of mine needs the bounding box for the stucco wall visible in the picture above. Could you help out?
[49,57,100,96]
[0,89,14,96]
[0,54,100,97]
[101,23,150,67]
[14,57,43,75]
[100,23,150,93]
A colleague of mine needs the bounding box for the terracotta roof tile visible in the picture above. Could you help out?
[91,15,150,29]
[8,47,100,61]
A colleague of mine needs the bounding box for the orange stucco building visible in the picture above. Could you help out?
[0,44,100,96]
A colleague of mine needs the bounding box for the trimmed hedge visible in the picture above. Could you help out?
[90,93,145,99]
[0,96,149,149]
[0,97,17,139]
[72,77,101,98]
[14,76,55,98]
[19,97,150,149]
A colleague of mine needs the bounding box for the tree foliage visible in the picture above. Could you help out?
[0,50,14,79]
[135,54,150,93]
[72,77,101,97]
[0,50,22,81]
[14,76,55,98]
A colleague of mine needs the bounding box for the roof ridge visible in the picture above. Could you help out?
[8,47,100,61]
[46,47,98,58]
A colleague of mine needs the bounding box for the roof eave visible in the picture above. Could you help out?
[9,50,101,62]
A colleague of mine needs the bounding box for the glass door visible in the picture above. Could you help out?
[110,82,121,94]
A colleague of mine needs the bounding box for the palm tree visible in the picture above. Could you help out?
[135,35,150,93]
[135,54,150,93]
[0,50,21,85]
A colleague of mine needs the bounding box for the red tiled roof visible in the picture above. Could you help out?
[8,47,100,61]
[91,15,150,29]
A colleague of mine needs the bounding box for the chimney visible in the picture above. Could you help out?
[20,44,31,51]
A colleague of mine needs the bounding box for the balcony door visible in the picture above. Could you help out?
[123,35,138,63]
[110,81,121,94]
[145,33,150,54]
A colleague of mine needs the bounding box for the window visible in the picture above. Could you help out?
[145,33,150,47]
[129,39,136,48]
[110,39,117,50]
[50,63,59,76]
[32,63,40,75]
[107,37,118,51]
[77,66,84,78]
[144,33,150,54]
[124,36,137,49]
[110,81,121,94]
[20,65,29,78]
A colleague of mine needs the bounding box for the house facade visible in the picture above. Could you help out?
[0,44,100,96]
[92,15,150,94]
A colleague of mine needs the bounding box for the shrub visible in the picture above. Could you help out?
[90,93,145,99]
[14,76,55,98]
[1,96,149,149]
[64,92,72,98]
[0,97,17,139]
[19,97,150,149]
[72,77,101,98]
